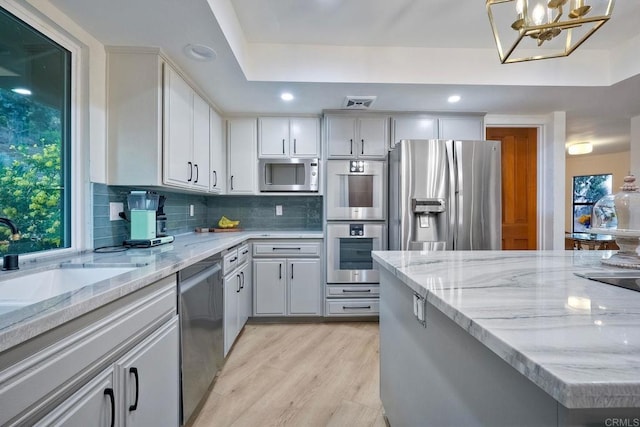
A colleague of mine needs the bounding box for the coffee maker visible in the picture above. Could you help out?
[124,191,174,247]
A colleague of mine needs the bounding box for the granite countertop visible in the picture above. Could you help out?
[0,231,322,354]
[372,250,640,409]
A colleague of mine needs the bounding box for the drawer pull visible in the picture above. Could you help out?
[343,305,371,310]
[241,249,249,255]
[129,367,139,411]
[272,247,301,251]
[342,289,371,293]
[229,256,238,262]
[104,388,115,427]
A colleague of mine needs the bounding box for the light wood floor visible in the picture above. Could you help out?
[191,322,385,427]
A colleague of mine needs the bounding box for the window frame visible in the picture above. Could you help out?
[571,173,612,233]
[0,1,88,259]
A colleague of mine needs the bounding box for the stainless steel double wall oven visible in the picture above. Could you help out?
[326,160,387,285]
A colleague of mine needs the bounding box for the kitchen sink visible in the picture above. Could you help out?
[0,266,136,315]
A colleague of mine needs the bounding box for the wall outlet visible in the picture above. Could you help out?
[109,202,124,221]
[189,204,195,217]
[275,205,283,216]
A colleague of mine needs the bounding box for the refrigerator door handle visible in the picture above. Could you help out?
[446,140,458,250]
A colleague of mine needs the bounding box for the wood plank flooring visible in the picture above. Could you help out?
[191,322,385,427]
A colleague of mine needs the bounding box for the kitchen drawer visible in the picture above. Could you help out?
[237,243,250,265]
[223,248,239,274]
[326,285,380,298]
[325,298,380,316]
[253,242,321,257]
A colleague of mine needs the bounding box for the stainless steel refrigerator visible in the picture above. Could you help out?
[388,139,501,251]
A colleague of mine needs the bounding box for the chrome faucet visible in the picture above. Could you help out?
[0,217,20,241]
[0,218,20,271]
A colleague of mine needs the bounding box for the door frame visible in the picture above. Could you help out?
[485,113,566,250]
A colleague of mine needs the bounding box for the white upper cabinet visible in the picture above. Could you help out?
[227,118,257,194]
[325,115,389,159]
[438,116,485,141]
[163,66,210,190]
[258,117,320,158]
[210,108,226,193]
[391,115,438,150]
[106,48,213,193]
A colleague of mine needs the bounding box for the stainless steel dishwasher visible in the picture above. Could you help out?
[178,254,223,425]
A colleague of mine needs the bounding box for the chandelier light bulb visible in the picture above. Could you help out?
[516,0,525,15]
[532,3,546,25]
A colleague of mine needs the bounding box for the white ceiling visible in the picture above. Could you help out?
[47,0,640,155]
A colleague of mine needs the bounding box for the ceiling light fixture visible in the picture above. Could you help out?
[183,44,217,62]
[448,95,461,103]
[281,92,294,101]
[11,87,32,96]
[567,142,593,155]
[486,0,614,64]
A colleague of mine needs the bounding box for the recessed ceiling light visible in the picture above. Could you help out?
[11,87,31,96]
[281,92,294,101]
[183,44,217,61]
[448,95,461,103]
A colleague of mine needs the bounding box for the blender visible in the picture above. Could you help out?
[124,191,174,247]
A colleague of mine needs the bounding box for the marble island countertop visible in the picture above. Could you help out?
[372,250,640,409]
[0,230,322,354]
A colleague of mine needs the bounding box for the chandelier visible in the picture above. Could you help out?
[486,0,615,64]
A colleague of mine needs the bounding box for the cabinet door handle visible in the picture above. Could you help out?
[236,274,241,292]
[104,388,115,427]
[230,175,234,190]
[213,170,217,187]
[350,139,353,155]
[279,263,282,280]
[282,139,285,154]
[293,138,297,154]
[291,263,294,279]
[361,139,364,155]
[129,367,139,411]
[343,305,371,310]
[241,249,249,255]
[187,161,193,182]
[240,271,245,289]
[342,289,371,293]
[194,163,199,183]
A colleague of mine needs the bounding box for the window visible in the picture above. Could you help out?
[0,6,71,255]
[572,174,612,232]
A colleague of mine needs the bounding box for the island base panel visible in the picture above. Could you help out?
[379,269,559,427]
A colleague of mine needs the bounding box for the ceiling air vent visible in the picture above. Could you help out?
[343,96,377,110]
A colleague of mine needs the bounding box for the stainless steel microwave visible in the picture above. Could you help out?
[258,158,319,192]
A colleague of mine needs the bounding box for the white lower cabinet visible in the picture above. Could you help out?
[223,245,252,357]
[35,318,179,427]
[35,369,115,427]
[0,276,178,427]
[252,240,323,317]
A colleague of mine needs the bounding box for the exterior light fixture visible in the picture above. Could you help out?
[11,87,32,96]
[567,142,593,155]
[486,0,614,64]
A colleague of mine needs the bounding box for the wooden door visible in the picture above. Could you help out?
[486,127,537,250]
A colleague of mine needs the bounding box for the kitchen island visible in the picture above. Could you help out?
[372,250,640,427]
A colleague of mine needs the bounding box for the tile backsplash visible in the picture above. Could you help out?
[92,183,323,248]
[207,195,323,231]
